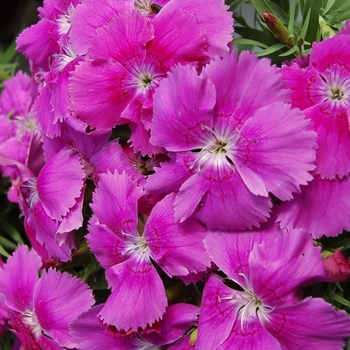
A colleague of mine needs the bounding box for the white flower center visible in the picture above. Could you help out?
[21,178,39,209]
[190,125,240,172]
[22,309,42,339]
[121,231,151,262]
[317,65,350,107]
[134,0,157,14]
[56,3,76,35]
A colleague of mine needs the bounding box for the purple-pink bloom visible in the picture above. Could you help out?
[148,51,317,230]
[197,226,350,349]
[87,170,210,331]
[280,34,350,180]
[69,0,233,154]
[0,245,94,348]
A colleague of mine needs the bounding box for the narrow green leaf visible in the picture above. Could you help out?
[279,45,299,56]
[0,42,17,64]
[250,0,274,16]
[0,219,24,244]
[227,0,246,11]
[233,38,269,48]
[300,8,311,39]
[0,236,17,250]
[0,245,9,258]
[303,0,322,42]
[323,0,336,14]
[331,293,350,308]
[256,42,285,57]
[288,0,297,34]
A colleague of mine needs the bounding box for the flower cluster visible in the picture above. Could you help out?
[0,0,349,348]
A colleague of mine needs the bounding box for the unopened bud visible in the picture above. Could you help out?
[263,11,294,47]
[323,250,350,282]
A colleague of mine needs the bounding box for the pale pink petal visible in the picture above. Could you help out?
[0,246,41,313]
[235,102,316,200]
[69,58,134,129]
[202,52,290,127]
[193,167,271,230]
[196,274,238,349]
[70,305,135,350]
[204,217,281,286]
[100,258,167,331]
[145,152,195,196]
[151,64,216,151]
[29,201,76,261]
[144,303,199,346]
[90,171,143,233]
[16,20,60,69]
[70,0,132,54]
[90,141,145,184]
[310,35,350,72]
[218,316,281,350]
[309,105,350,179]
[249,229,326,306]
[266,298,350,349]
[87,222,127,270]
[34,269,94,348]
[160,0,233,57]
[277,175,350,238]
[147,8,208,69]
[145,193,211,276]
[37,146,85,220]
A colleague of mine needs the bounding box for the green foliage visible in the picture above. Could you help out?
[0,42,19,90]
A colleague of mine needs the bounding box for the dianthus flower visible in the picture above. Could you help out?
[69,0,233,154]
[197,223,350,349]
[148,51,317,230]
[87,171,210,331]
[0,245,94,348]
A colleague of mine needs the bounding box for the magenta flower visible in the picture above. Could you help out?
[87,170,210,331]
[16,0,80,70]
[197,225,350,349]
[280,34,350,180]
[0,145,85,261]
[0,71,38,177]
[0,245,94,348]
[148,51,317,230]
[69,0,233,154]
[277,174,350,238]
[71,303,198,349]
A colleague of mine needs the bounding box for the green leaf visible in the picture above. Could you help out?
[0,236,18,251]
[303,0,322,42]
[323,0,336,14]
[0,42,17,64]
[0,219,24,244]
[256,42,285,57]
[0,245,10,258]
[227,0,247,11]
[250,0,274,16]
[331,293,350,308]
[233,38,269,48]
[288,0,298,34]
[279,45,299,56]
[300,8,311,39]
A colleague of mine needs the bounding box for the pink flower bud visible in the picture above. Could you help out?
[324,250,350,282]
[263,11,294,47]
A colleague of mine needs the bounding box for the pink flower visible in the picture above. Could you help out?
[148,51,317,230]
[87,170,210,331]
[69,0,233,154]
[0,246,94,348]
[280,34,350,180]
[197,224,350,349]
[324,250,350,282]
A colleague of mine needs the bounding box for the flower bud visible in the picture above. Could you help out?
[263,11,294,47]
[323,250,350,282]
